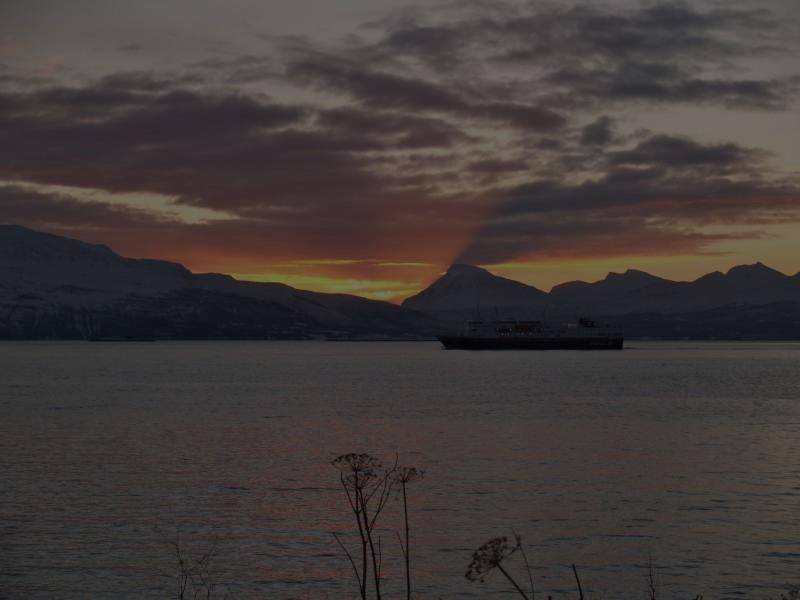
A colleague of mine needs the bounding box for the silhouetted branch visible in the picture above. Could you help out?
[396,465,423,600]
[646,556,657,600]
[497,563,531,600]
[332,532,362,595]
[514,529,535,600]
[572,564,584,600]
[396,530,406,559]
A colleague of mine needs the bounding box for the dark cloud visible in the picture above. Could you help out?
[106,91,306,141]
[361,2,797,110]
[187,56,277,84]
[316,107,470,148]
[467,158,529,174]
[287,56,467,112]
[580,116,616,146]
[286,55,566,132]
[548,64,795,109]
[38,83,299,140]
[0,65,53,90]
[474,102,566,132]
[610,135,761,168]
[366,22,465,70]
[458,213,756,265]
[457,134,800,264]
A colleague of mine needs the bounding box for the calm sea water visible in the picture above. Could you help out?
[2,341,800,599]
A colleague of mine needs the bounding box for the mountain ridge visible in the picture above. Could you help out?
[403,260,800,319]
[3,224,800,339]
[0,225,438,339]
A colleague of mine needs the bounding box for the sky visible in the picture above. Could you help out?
[1,0,799,301]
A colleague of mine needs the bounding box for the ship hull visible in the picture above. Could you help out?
[437,335,623,350]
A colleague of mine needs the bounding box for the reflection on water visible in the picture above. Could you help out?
[2,341,800,599]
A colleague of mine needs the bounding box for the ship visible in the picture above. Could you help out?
[437,318,623,350]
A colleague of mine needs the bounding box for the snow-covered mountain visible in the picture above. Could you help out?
[402,263,547,320]
[0,224,192,304]
[0,225,438,339]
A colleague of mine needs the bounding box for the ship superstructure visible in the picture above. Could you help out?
[438,318,623,350]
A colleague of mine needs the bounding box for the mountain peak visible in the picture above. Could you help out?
[604,269,664,281]
[402,263,545,312]
[0,223,117,259]
[0,224,31,233]
[0,222,192,297]
[725,262,786,280]
[446,263,489,275]
[693,270,725,283]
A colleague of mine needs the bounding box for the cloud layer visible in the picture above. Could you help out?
[1,0,799,295]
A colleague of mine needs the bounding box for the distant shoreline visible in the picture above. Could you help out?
[2,337,800,343]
